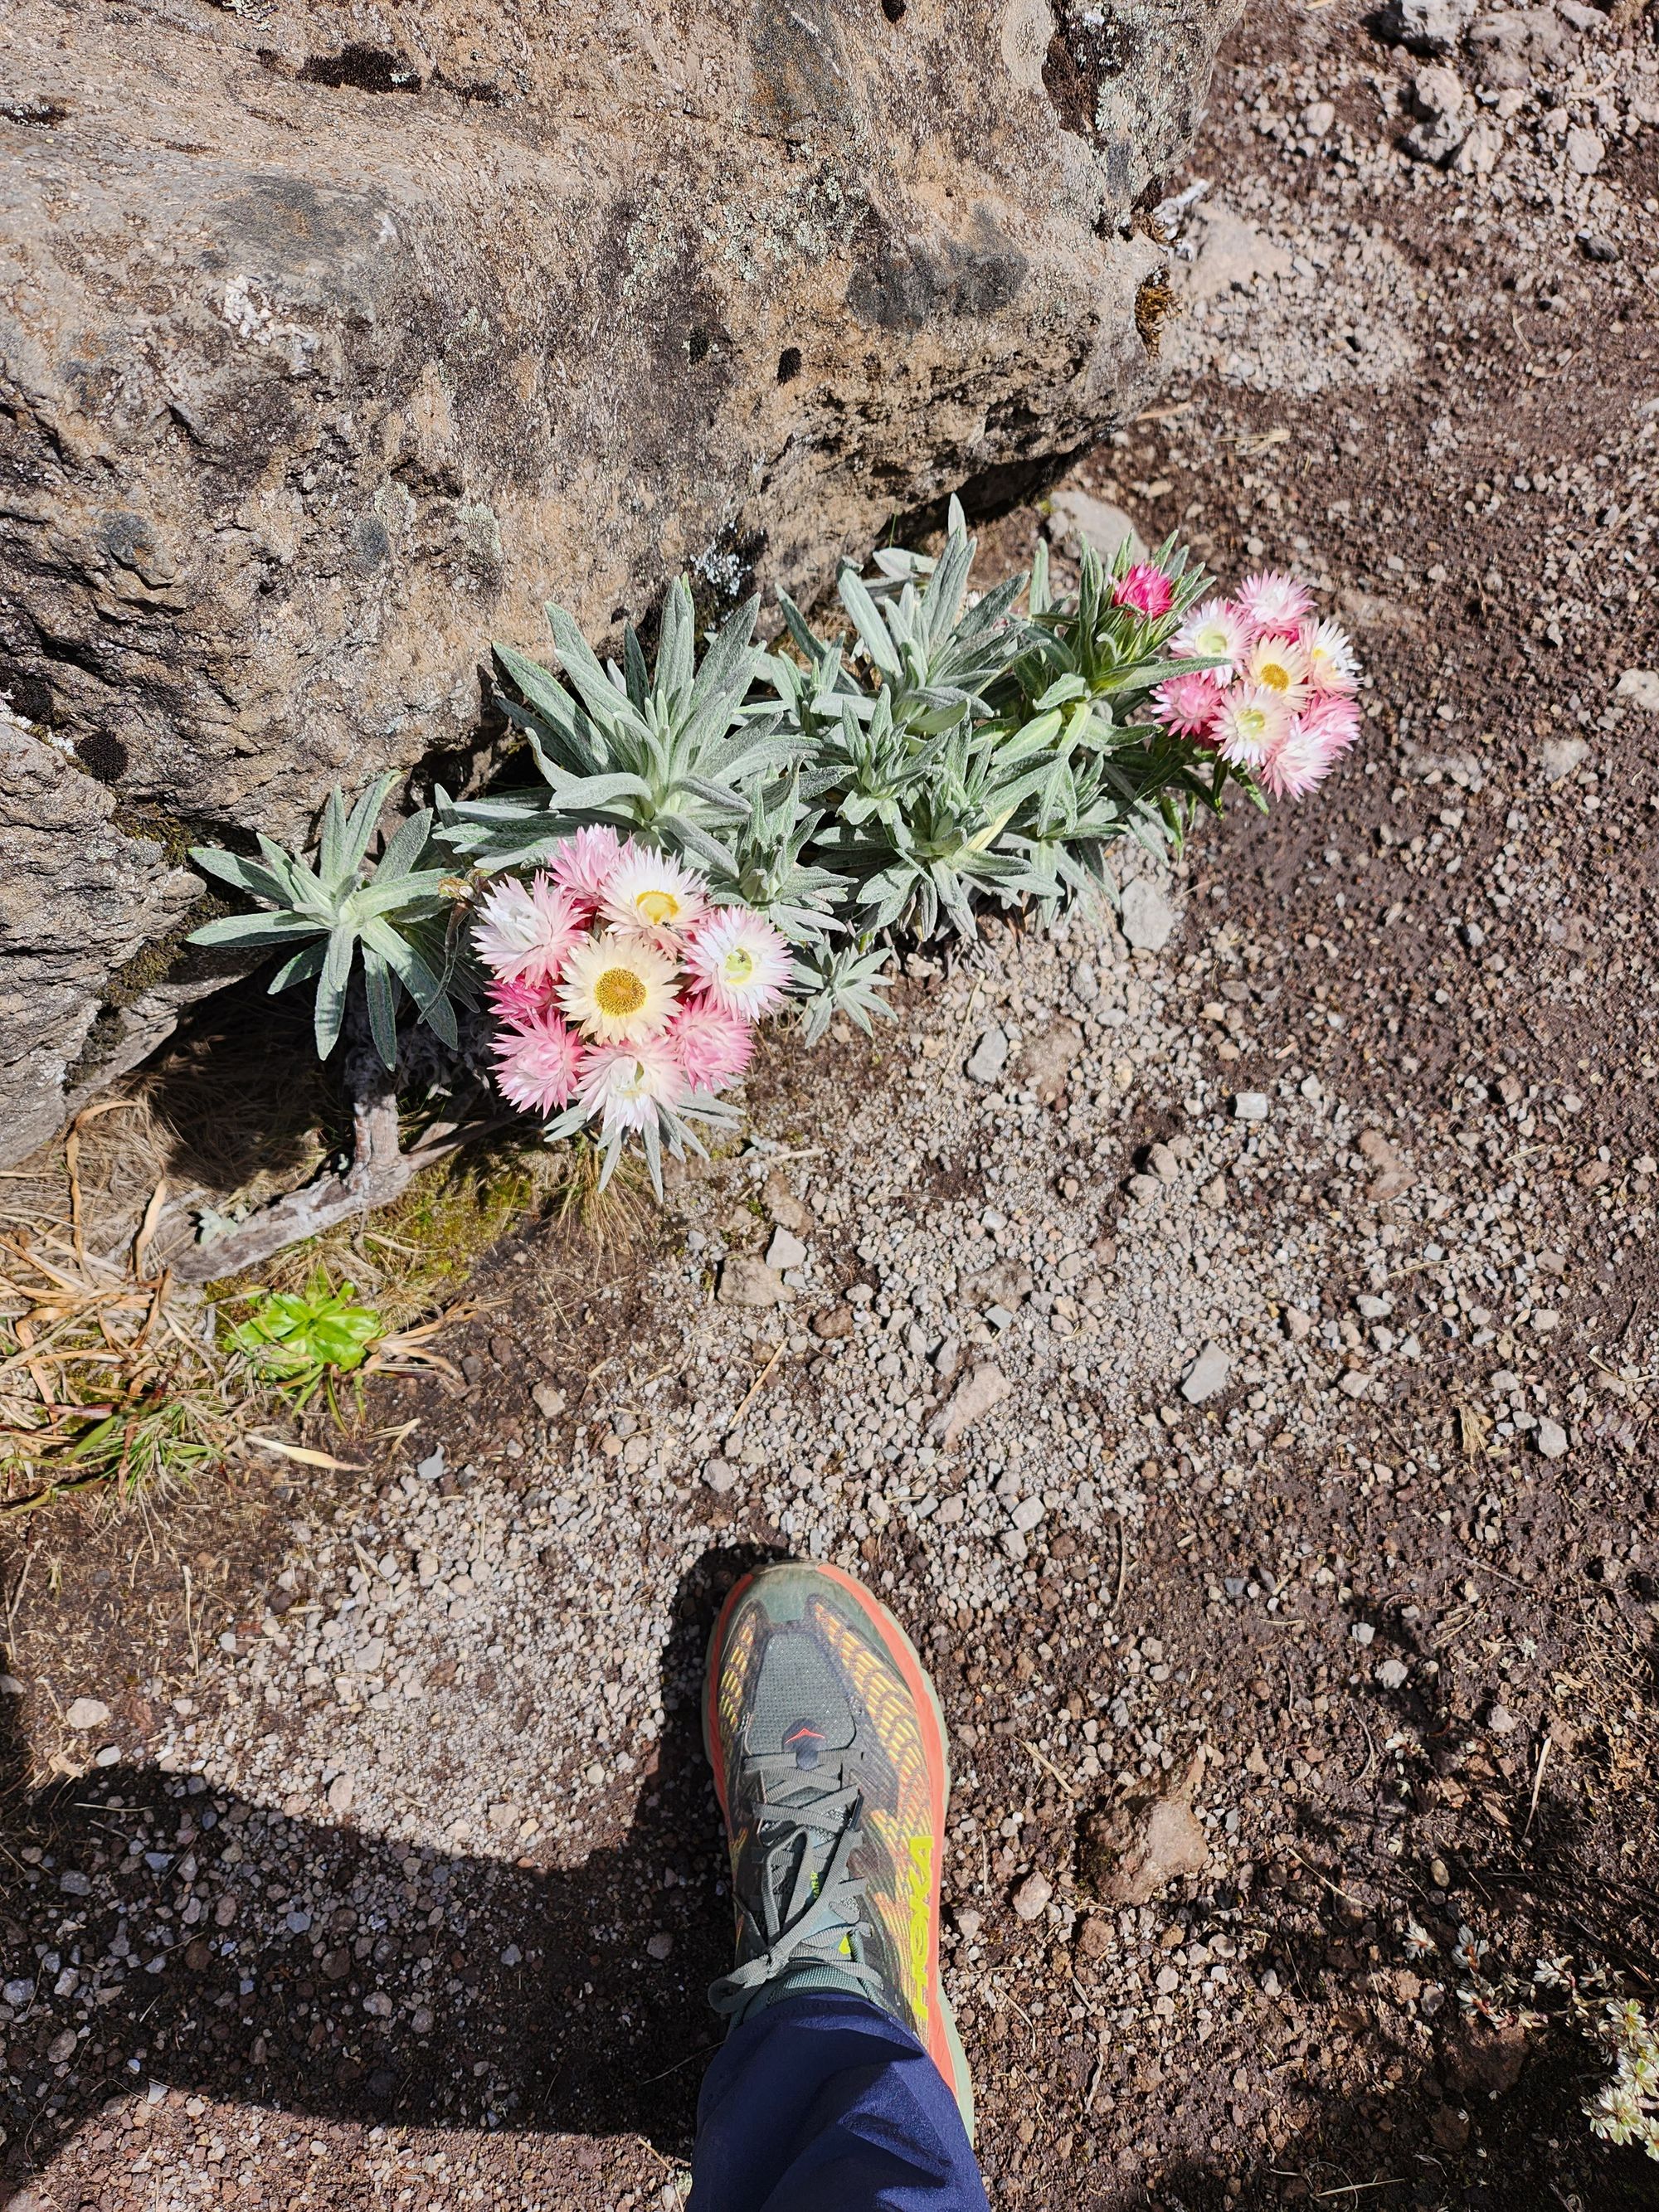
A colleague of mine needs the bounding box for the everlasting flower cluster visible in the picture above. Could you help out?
[472,828,792,1187]
[1586,1996,1659,2159]
[1150,569,1361,800]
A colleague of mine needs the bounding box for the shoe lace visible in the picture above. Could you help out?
[708,1750,882,2016]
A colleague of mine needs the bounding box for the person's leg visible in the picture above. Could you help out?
[690,1994,987,2212]
[690,1560,990,2212]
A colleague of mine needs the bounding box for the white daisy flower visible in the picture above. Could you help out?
[575,1037,688,1135]
[557,932,680,1042]
[1235,569,1313,634]
[1244,631,1311,709]
[684,907,792,1018]
[1297,615,1360,695]
[1170,596,1251,681]
[1214,683,1292,769]
[600,845,708,939]
[470,873,585,986]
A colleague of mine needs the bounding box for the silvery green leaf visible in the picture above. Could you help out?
[679,775,755,820]
[835,567,904,681]
[541,1103,589,1142]
[639,1111,664,1200]
[1032,672,1087,710]
[351,870,451,922]
[665,816,741,875]
[362,918,458,1048]
[375,808,434,883]
[619,622,649,708]
[547,605,648,738]
[185,911,318,950]
[659,579,702,701]
[267,941,327,992]
[254,835,322,907]
[318,786,348,886]
[684,592,761,715]
[776,594,833,662]
[314,931,354,1059]
[493,649,590,766]
[538,766,654,809]
[187,848,296,905]
[991,709,1064,766]
[362,945,399,1069]
[792,942,894,1043]
[341,773,396,878]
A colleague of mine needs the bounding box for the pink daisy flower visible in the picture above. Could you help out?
[574,1035,688,1137]
[549,824,624,916]
[1214,683,1293,770]
[1151,671,1225,741]
[1170,596,1251,681]
[487,973,557,1028]
[1111,562,1175,620]
[489,1009,582,1116]
[668,997,755,1092]
[471,873,586,987]
[1261,696,1361,798]
[1234,571,1313,636]
[684,907,793,1019]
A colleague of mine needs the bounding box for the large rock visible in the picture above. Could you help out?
[0,703,203,1155]
[0,0,1241,1163]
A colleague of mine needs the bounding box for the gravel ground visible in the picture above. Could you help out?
[6,2,1659,2207]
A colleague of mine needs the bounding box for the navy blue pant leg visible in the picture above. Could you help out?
[688,1994,990,2212]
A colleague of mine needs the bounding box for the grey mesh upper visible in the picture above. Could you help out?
[708,1624,879,2022]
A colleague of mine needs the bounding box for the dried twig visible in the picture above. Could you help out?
[1524,1735,1553,1840]
[170,1014,513,1283]
[1021,1738,1078,1798]
[727,1341,786,1435]
[240,1437,366,1472]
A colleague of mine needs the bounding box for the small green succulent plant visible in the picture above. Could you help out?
[226,1274,382,1412]
[186,775,465,1067]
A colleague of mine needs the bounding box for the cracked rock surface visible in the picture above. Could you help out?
[0,0,1240,1162]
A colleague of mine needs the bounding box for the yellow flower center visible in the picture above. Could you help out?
[595,966,647,1018]
[1258,659,1292,692]
[1235,706,1268,741]
[722,946,757,984]
[635,888,680,927]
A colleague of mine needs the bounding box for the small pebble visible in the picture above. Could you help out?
[1012,1871,1053,1922]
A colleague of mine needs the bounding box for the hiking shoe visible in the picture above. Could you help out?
[702,1558,973,2133]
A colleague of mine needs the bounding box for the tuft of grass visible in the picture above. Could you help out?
[13,1388,232,1516]
[0,1233,240,1515]
[1,1125,587,1515]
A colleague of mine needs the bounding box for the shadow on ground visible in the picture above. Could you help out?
[0,1544,780,2187]
[5,1539,1654,2210]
